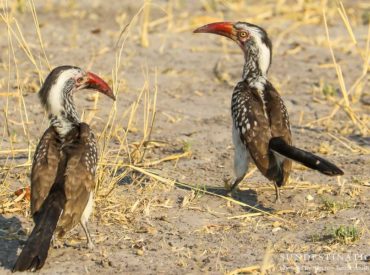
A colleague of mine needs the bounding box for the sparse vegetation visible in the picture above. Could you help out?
[182,140,192,153]
[322,84,338,98]
[320,196,352,214]
[310,225,361,245]
[328,225,361,244]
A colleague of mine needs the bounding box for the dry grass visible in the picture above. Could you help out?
[0,0,369,273]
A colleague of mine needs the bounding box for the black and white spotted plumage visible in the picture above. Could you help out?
[14,66,114,272]
[194,21,344,202]
[231,80,292,188]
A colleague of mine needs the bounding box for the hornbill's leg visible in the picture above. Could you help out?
[228,125,249,195]
[80,221,94,250]
[273,182,281,203]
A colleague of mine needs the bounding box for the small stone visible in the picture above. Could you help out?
[306,194,314,201]
[272,227,281,233]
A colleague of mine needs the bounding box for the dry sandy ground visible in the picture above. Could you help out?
[0,0,369,274]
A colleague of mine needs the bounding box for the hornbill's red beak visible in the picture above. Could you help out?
[193,22,237,41]
[86,72,115,101]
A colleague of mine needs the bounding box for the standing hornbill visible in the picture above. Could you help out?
[13,65,115,272]
[194,22,343,202]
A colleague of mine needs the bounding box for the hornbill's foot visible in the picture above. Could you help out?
[86,240,95,250]
[226,176,245,197]
[223,176,239,196]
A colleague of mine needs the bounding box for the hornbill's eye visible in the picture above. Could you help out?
[239,31,248,38]
[76,77,84,84]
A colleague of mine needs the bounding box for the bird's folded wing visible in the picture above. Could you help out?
[232,82,272,174]
[263,82,291,142]
[31,127,61,217]
[56,123,97,235]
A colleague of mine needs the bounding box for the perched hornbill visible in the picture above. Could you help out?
[194,22,343,202]
[13,65,115,272]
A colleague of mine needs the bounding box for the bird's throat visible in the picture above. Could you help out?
[242,58,266,90]
[50,113,79,138]
[242,40,270,88]
[49,96,80,138]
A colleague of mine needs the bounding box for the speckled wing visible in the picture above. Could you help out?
[56,123,97,236]
[232,81,271,175]
[31,127,61,217]
[231,81,292,183]
[264,82,292,185]
[264,82,291,144]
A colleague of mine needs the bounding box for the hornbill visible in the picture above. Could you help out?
[13,65,115,272]
[194,22,343,202]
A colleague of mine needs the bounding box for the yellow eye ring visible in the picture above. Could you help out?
[239,31,248,38]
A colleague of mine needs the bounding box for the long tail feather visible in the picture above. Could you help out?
[12,192,65,272]
[269,137,344,176]
[13,157,67,272]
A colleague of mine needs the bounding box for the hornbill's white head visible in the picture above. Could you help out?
[39,65,115,136]
[194,22,272,78]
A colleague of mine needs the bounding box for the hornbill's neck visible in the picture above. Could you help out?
[48,91,80,138]
[241,35,272,89]
[242,47,265,82]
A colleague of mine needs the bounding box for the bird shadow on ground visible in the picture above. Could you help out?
[0,215,23,270]
[230,188,275,213]
[175,184,274,213]
[115,168,275,213]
